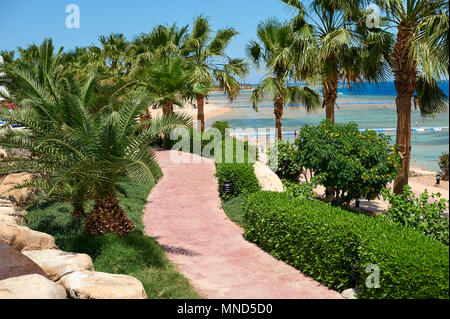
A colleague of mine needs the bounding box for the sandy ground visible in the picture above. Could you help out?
[148,99,232,126]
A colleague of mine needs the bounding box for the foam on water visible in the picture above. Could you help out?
[207,93,449,171]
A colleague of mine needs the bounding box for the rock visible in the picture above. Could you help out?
[7,149,32,159]
[7,188,32,205]
[0,198,14,207]
[0,173,33,204]
[0,148,6,159]
[253,161,284,192]
[0,173,34,205]
[341,288,358,299]
[23,250,94,281]
[0,222,58,252]
[0,242,49,281]
[0,214,21,225]
[58,271,147,299]
[0,206,15,215]
[1,172,32,186]
[0,274,67,299]
[0,206,25,225]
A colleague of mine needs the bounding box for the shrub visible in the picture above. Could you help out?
[169,127,258,164]
[283,180,315,200]
[439,153,449,181]
[382,185,449,246]
[243,191,449,299]
[211,121,230,138]
[215,163,261,200]
[294,120,401,204]
[268,141,304,181]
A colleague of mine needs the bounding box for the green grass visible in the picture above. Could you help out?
[25,177,201,299]
[221,196,246,227]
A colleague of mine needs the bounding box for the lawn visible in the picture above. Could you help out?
[25,177,201,299]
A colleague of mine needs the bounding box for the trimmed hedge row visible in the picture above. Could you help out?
[242,191,449,299]
[215,163,261,200]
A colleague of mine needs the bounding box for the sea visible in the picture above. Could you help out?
[207,81,449,171]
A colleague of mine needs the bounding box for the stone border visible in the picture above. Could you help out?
[0,194,147,299]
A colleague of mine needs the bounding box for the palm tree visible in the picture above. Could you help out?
[0,52,192,233]
[138,57,196,115]
[0,71,192,233]
[247,18,321,140]
[374,0,449,194]
[282,0,393,123]
[181,16,249,131]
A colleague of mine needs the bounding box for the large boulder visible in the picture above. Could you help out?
[23,250,94,281]
[0,173,34,205]
[0,148,7,159]
[58,271,147,299]
[1,172,32,186]
[253,161,284,192]
[0,274,67,299]
[0,222,58,252]
[0,206,26,225]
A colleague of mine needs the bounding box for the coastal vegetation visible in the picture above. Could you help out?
[293,120,401,204]
[247,19,321,139]
[377,0,449,194]
[281,0,392,123]
[0,0,449,300]
[241,191,449,299]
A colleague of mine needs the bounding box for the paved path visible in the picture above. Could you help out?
[143,150,341,299]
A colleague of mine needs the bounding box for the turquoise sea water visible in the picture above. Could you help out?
[207,88,449,170]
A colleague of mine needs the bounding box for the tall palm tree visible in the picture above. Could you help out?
[181,16,249,131]
[375,0,449,194]
[282,0,393,123]
[247,18,321,140]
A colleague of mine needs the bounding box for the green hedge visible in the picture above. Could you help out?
[243,191,449,299]
[215,163,261,200]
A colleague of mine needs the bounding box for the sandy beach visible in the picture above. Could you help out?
[148,99,233,125]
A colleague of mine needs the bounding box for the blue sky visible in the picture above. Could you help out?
[0,0,301,83]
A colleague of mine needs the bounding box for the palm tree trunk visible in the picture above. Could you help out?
[392,25,417,194]
[323,77,338,123]
[197,94,205,132]
[163,101,174,115]
[73,203,86,218]
[83,196,135,235]
[274,94,284,140]
[393,96,412,194]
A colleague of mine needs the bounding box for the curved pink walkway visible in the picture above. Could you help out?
[143,150,342,299]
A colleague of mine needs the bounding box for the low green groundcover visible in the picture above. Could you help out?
[26,178,201,299]
[242,191,449,299]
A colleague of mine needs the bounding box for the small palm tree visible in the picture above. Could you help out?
[248,18,321,140]
[375,0,449,193]
[181,16,249,131]
[138,57,195,115]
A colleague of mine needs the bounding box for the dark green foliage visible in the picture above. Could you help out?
[439,153,449,181]
[243,191,449,299]
[294,120,401,204]
[215,163,261,200]
[268,141,304,181]
[211,121,230,138]
[382,185,449,246]
[26,178,201,299]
